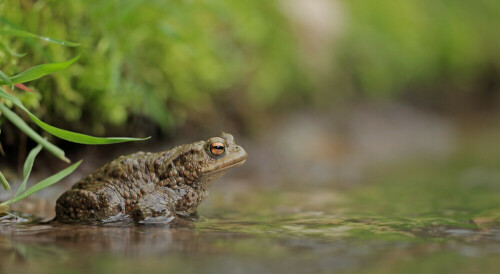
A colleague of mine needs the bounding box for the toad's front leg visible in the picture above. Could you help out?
[130,191,176,223]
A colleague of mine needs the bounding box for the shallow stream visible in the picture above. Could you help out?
[2,122,500,273]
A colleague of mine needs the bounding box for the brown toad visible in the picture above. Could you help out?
[55,133,247,224]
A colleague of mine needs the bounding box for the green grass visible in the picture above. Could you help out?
[1,0,309,133]
[0,27,148,212]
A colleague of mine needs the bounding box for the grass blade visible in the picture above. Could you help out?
[0,28,80,47]
[0,70,13,89]
[0,171,10,192]
[23,144,43,179]
[0,103,69,163]
[9,160,82,204]
[0,87,27,109]
[11,144,42,204]
[0,87,149,146]
[0,40,26,57]
[28,113,151,144]
[0,56,80,85]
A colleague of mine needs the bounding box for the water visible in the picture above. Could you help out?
[2,176,500,273]
[2,120,500,273]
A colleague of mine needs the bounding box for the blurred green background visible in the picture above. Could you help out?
[1,0,309,137]
[1,0,498,141]
[3,2,500,273]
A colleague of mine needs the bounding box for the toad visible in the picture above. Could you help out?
[55,133,247,224]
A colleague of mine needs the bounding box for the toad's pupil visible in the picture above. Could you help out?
[210,142,225,155]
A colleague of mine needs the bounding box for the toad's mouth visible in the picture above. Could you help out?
[202,158,247,174]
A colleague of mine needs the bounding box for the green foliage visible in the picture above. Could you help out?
[0,161,82,207]
[0,56,79,85]
[0,28,80,47]
[0,88,149,147]
[0,0,307,133]
[1,0,499,134]
[0,70,13,89]
[0,103,68,162]
[0,24,148,211]
[0,171,9,192]
[0,40,25,57]
[12,144,42,204]
[337,0,500,97]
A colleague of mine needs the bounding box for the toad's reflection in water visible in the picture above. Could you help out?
[2,222,237,256]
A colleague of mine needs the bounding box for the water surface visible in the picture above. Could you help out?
[2,125,500,273]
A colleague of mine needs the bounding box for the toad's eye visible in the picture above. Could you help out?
[210,142,225,157]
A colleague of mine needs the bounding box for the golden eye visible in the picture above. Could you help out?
[210,142,225,156]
